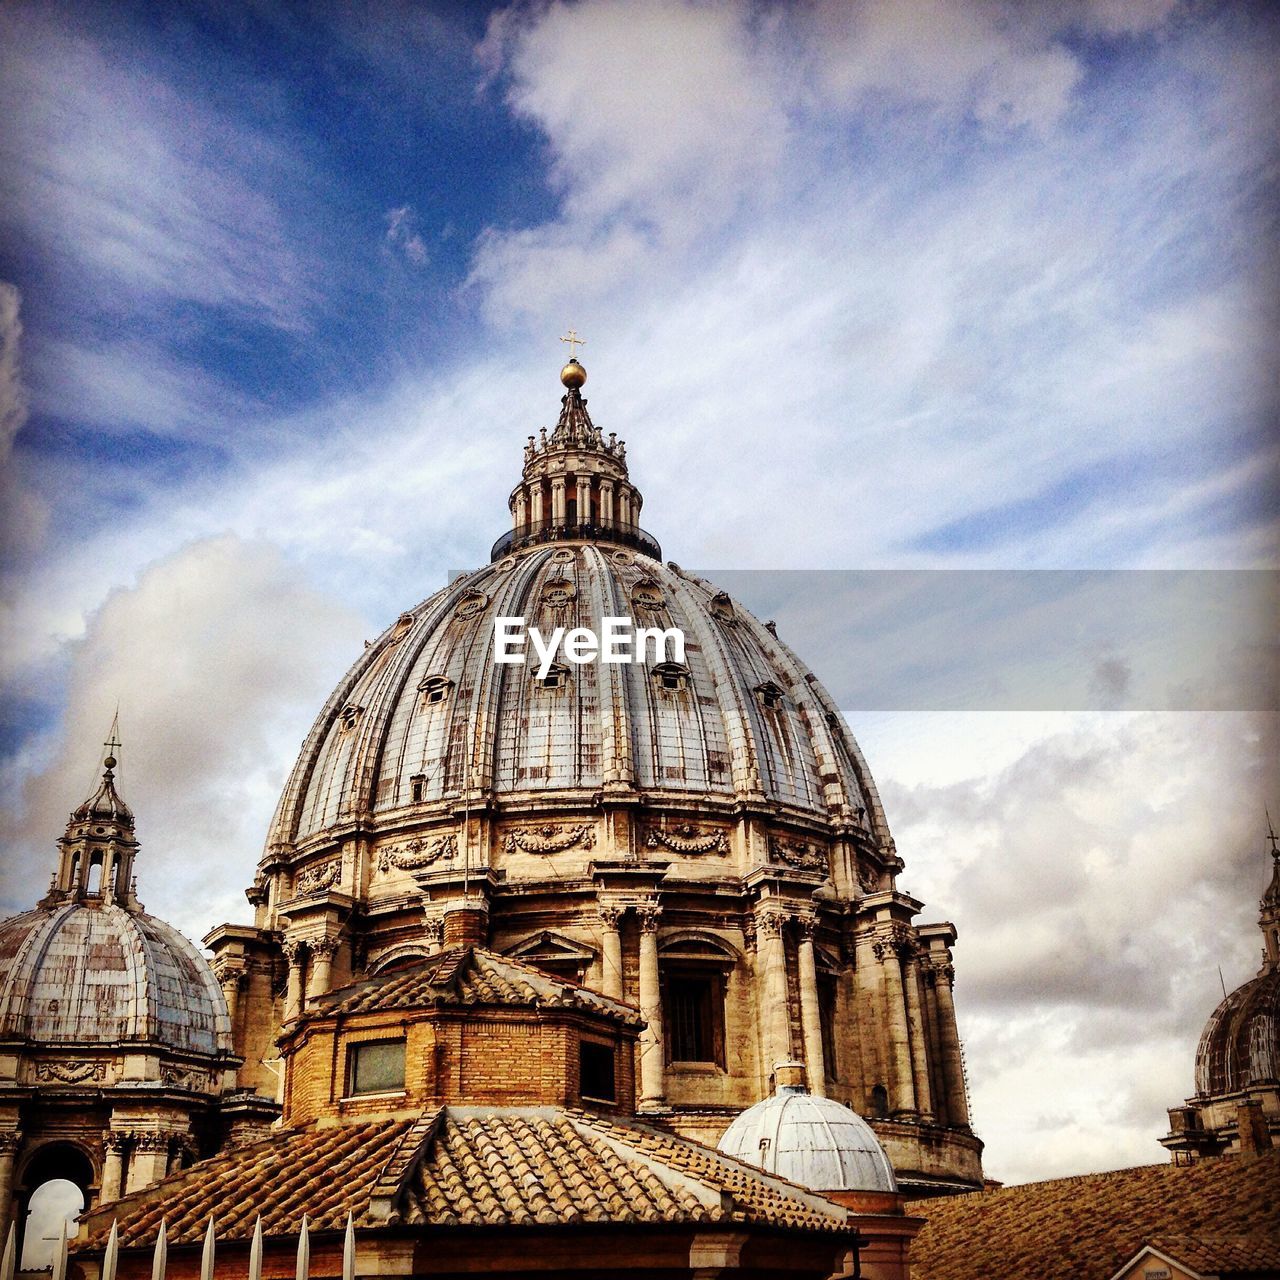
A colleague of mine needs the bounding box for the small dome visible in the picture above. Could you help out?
[0,902,230,1056]
[718,1078,897,1193]
[1194,967,1280,1096]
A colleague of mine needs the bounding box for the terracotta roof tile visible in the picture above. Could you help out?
[79,1120,413,1248]
[1146,1233,1280,1273]
[77,1106,852,1252]
[316,947,642,1027]
[909,1152,1280,1280]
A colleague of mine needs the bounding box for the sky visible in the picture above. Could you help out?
[0,0,1277,1187]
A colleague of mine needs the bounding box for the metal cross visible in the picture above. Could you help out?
[1268,808,1279,856]
[104,709,122,760]
[560,328,586,358]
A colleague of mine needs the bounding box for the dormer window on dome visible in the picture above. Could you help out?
[537,662,569,690]
[756,681,785,710]
[652,663,690,694]
[418,675,453,706]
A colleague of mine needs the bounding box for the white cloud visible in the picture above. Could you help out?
[0,535,364,939]
[385,205,429,266]
[0,11,316,329]
[867,707,1278,1182]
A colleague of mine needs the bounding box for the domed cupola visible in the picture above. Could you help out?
[718,1062,897,1193]
[0,733,243,1246]
[1163,821,1280,1162]
[495,335,660,562]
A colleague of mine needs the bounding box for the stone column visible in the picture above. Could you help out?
[930,960,970,1127]
[282,940,307,1024]
[618,486,633,527]
[796,917,827,1098]
[530,483,545,531]
[0,1130,21,1237]
[307,938,338,1001]
[902,948,934,1118]
[551,477,566,525]
[598,903,625,1000]
[424,916,445,957]
[514,490,528,530]
[599,480,615,527]
[575,476,590,526]
[873,929,917,1114]
[99,1130,126,1203]
[757,908,792,1078]
[125,1133,171,1193]
[637,900,666,1108]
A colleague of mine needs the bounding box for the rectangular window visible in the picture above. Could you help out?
[664,974,725,1066]
[579,1039,616,1103]
[349,1039,405,1095]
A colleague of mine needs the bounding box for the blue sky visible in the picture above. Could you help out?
[0,0,1277,1184]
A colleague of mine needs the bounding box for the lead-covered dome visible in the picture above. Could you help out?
[718,1066,897,1192]
[1194,847,1280,1096]
[266,542,889,853]
[0,902,230,1055]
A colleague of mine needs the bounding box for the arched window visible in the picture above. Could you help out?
[418,675,453,707]
[18,1145,93,1270]
[85,855,103,896]
[870,1083,889,1118]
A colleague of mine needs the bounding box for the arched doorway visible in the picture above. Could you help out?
[17,1144,93,1270]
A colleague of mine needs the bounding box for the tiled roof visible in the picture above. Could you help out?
[1146,1233,1280,1274]
[314,947,643,1027]
[77,1106,850,1251]
[79,1120,414,1247]
[909,1152,1280,1280]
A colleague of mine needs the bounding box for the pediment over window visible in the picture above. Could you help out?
[504,930,597,981]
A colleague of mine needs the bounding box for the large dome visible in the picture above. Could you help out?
[1195,968,1280,1096]
[267,543,890,858]
[0,901,230,1056]
[718,1068,897,1192]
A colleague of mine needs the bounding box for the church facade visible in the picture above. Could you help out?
[204,355,983,1197]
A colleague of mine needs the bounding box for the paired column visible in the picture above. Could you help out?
[99,1130,126,1202]
[874,929,917,1114]
[902,949,934,1117]
[282,940,307,1023]
[0,1131,21,1238]
[796,916,827,1097]
[575,476,591,525]
[756,909,792,1076]
[307,938,339,1002]
[598,904,625,1000]
[530,484,545,531]
[124,1132,172,1193]
[637,900,666,1108]
[929,960,970,1127]
[550,477,566,525]
[599,480,615,527]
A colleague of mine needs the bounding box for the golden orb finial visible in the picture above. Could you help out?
[559,328,587,388]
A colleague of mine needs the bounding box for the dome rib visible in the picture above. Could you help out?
[270,547,884,857]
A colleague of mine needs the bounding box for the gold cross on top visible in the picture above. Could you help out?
[560,328,586,358]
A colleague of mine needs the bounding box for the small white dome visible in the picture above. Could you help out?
[718,1083,897,1193]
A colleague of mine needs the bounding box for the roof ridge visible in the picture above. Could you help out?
[368,1107,444,1223]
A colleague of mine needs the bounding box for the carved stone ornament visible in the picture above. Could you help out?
[543,578,577,607]
[294,859,340,896]
[0,1130,23,1153]
[35,1060,107,1085]
[769,836,827,871]
[872,923,916,962]
[857,859,881,893]
[504,823,596,855]
[454,590,489,619]
[378,833,458,872]
[162,1065,212,1091]
[645,824,728,855]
